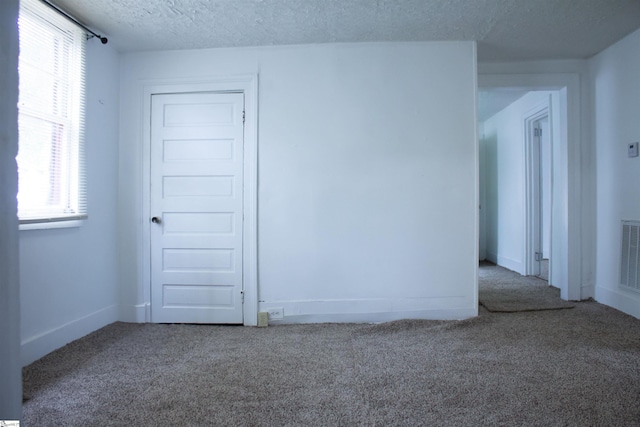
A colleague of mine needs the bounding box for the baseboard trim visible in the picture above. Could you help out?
[136,303,149,323]
[119,303,149,323]
[595,285,640,319]
[272,308,478,325]
[581,284,595,300]
[260,298,477,325]
[485,252,523,274]
[496,255,523,275]
[21,304,119,366]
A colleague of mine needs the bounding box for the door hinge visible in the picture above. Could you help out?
[240,290,245,303]
[534,128,542,137]
[242,110,245,124]
[535,252,543,262]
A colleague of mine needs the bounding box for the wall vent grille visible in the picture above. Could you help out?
[621,221,640,292]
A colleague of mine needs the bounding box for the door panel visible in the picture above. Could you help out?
[150,92,244,323]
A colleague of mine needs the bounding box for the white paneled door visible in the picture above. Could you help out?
[150,92,244,323]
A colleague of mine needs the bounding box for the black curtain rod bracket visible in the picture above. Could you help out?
[39,0,108,44]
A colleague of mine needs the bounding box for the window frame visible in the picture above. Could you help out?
[17,0,87,228]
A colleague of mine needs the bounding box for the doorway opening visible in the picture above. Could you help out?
[140,76,259,326]
[478,83,571,299]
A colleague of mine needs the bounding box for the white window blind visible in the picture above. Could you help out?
[17,0,87,224]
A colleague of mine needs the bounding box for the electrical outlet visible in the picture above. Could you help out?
[629,142,639,158]
[267,307,284,320]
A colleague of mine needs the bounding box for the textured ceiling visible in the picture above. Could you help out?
[46,0,640,122]
[50,0,640,61]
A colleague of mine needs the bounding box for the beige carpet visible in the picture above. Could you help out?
[22,265,640,426]
[479,262,576,312]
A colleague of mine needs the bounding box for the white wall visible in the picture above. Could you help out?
[590,28,640,318]
[481,91,558,274]
[19,41,121,365]
[119,42,479,323]
[0,0,22,419]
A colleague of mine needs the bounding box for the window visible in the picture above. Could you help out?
[17,0,86,225]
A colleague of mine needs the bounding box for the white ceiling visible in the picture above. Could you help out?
[51,0,640,61]
[46,0,640,122]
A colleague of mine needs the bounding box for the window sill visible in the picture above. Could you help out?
[20,219,86,231]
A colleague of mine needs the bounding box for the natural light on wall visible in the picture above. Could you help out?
[17,0,86,225]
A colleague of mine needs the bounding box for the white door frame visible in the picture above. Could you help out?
[523,101,551,279]
[478,72,583,301]
[141,75,259,325]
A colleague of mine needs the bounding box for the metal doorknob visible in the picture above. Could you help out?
[151,216,161,224]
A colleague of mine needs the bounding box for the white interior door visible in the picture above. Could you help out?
[150,92,244,323]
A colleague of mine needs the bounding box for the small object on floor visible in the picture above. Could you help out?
[258,311,269,327]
